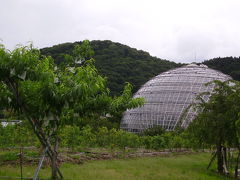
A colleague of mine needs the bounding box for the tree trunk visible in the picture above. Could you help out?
[235,147,240,178]
[223,147,227,168]
[51,150,57,180]
[227,147,231,169]
[216,143,224,174]
[26,117,63,179]
[51,132,59,180]
[222,146,228,174]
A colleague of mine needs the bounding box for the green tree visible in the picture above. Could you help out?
[187,80,240,175]
[0,41,143,179]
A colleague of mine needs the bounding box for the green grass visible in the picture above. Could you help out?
[0,149,39,163]
[0,152,19,162]
[0,153,232,180]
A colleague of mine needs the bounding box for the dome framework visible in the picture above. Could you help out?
[120,64,231,132]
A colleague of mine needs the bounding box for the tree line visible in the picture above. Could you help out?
[203,57,240,81]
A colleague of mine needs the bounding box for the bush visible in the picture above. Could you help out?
[0,123,37,148]
[96,127,109,147]
[60,125,81,150]
[151,136,167,150]
[0,123,192,151]
[79,126,97,147]
[142,125,165,136]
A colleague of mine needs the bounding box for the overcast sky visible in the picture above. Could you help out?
[1,0,240,63]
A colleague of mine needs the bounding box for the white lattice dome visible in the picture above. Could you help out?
[120,64,231,132]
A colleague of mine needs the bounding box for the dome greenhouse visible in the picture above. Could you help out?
[120,64,231,132]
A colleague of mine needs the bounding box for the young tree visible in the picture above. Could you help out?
[187,80,240,175]
[0,41,143,179]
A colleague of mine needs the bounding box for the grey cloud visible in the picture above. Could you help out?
[1,0,240,63]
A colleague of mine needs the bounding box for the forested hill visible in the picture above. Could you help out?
[41,40,182,96]
[203,57,240,81]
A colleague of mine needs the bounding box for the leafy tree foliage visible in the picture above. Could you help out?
[0,41,143,179]
[41,40,182,96]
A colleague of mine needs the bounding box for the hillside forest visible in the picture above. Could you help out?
[41,40,182,96]
[41,40,240,96]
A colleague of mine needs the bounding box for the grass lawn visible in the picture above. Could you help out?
[0,153,232,180]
